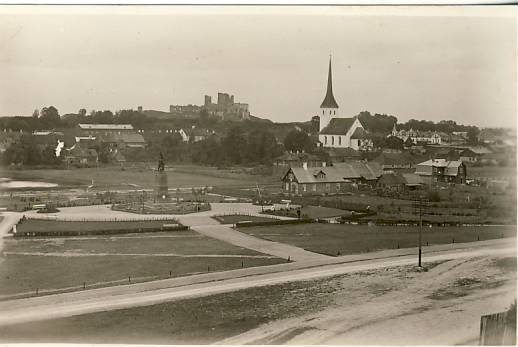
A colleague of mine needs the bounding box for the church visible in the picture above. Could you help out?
[317,58,372,151]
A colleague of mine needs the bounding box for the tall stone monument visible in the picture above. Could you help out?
[155,152,169,200]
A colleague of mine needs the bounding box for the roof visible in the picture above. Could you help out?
[415,159,463,176]
[283,162,381,185]
[78,124,134,130]
[320,58,339,109]
[401,173,424,185]
[98,133,145,144]
[459,149,477,157]
[320,117,356,135]
[350,127,368,139]
[378,173,407,185]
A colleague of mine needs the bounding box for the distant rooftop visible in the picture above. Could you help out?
[78,124,134,130]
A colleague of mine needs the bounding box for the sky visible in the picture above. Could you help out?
[0,6,516,128]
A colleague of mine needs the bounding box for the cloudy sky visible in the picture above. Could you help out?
[0,6,516,127]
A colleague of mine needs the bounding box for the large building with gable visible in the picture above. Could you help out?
[317,58,372,151]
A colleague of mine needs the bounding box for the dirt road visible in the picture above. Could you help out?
[219,256,516,345]
[0,240,514,328]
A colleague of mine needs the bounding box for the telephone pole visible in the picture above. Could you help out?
[413,195,429,267]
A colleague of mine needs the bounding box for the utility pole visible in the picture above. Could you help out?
[256,182,263,212]
[413,195,429,267]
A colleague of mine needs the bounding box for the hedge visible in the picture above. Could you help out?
[235,218,315,228]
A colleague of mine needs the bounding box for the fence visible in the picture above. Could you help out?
[480,308,516,345]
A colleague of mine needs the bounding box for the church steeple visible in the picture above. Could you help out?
[320,57,339,109]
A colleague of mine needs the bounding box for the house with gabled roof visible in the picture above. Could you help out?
[281,161,382,195]
[316,58,373,151]
[415,159,467,185]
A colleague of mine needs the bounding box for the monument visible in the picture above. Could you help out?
[155,152,169,200]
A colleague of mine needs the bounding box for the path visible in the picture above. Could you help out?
[179,216,329,262]
[0,240,514,327]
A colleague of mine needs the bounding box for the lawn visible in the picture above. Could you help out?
[0,231,283,297]
[213,214,278,224]
[1,165,271,190]
[0,270,348,344]
[239,224,517,256]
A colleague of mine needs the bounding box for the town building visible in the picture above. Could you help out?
[77,124,146,149]
[376,172,424,192]
[390,125,442,145]
[64,145,98,167]
[415,159,467,185]
[459,149,478,163]
[281,161,382,195]
[273,151,325,170]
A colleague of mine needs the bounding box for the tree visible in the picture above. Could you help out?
[39,106,61,129]
[385,136,404,150]
[91,110,114,124]
[283,130,313,153]
[78,109,87,117]
[467,126,480,145]
[404,137,414,148]
[222,126,248,164]
[246,129,282,164]
[32,109,39,119]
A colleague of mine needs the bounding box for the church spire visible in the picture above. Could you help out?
[320,56,339,109]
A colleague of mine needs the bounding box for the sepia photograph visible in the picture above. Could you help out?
[0,3,516,345]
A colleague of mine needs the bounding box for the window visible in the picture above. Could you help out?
[312,184,316,192]
[303,184,307,192]
[325,183,330,191]
[332,136,334,145]
[339,136,342,146]
[329,110,332,115]
[334,110,336,115]
[324,136,327,145]
[336,183,340,191]
[322,110,324,115]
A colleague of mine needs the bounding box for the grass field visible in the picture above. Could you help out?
[213,215,278,224]
[0,231,283,297]
[0,269,351,344]
[1,165,275,190]
[239,224,517,256]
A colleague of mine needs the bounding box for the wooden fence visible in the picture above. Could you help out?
[480,309,516,345]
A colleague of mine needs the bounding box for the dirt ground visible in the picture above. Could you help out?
[219,255,516,345]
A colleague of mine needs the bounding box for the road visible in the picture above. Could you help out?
[0,239,514,327]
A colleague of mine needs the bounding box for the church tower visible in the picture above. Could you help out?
[319,57,339,132]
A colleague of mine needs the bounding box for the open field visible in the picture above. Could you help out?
[1,165,276,190]
[0,255,514,345]
[15,219,182,236]
[213,214,278,224]
[0,231,283,297]
[239,224,516,256]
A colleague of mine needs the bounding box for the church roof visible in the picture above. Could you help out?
[320,117,356,135]
[320,58,339,109]
[350,127,368,139]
